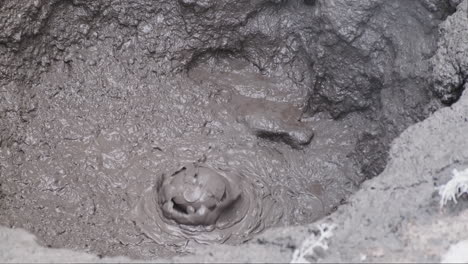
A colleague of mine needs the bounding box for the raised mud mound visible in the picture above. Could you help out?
[133,162,287,246]
[0,0,463,260]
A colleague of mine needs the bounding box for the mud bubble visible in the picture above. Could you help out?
[159,163,241,226]
[132,162,283,247]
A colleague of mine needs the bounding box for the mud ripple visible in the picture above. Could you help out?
[132,162,283,246]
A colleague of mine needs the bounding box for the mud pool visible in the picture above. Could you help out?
[0,0,462,261]
[1,57,361,258]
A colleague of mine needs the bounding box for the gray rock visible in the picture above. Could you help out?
[432,0,468,104]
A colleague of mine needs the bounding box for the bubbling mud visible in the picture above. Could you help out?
[132,162,284,247]
[159,163,241,226]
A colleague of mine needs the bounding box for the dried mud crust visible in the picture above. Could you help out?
[432,0,468,103]
[0,0,455,260]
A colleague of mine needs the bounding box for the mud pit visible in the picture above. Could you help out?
[0,0,462,261]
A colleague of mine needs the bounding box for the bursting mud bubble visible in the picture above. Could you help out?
[0,0,458,260]
[158,164,242,227]
[132,162,286,248]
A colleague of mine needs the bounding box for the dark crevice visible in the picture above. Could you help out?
[256,131,309,149]
[442,77,467,105]
[171,199,189,215]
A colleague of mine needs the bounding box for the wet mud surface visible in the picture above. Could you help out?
[0,0,457,260]
[0,55,361,258]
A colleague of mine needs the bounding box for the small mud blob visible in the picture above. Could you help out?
[230,95,314,148]
[159,164,241,226]
[132,163,282,247]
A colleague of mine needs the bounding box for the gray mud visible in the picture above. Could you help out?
[133,162,284,247]
[0,0,460,260]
